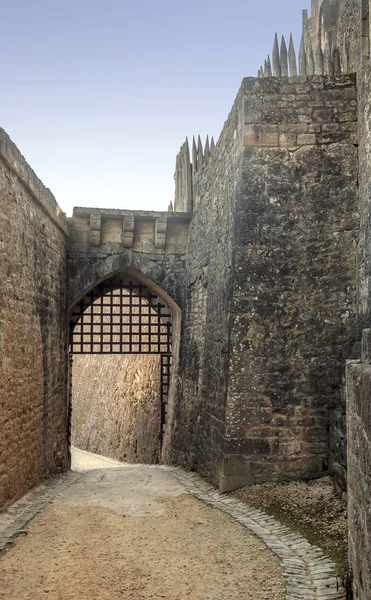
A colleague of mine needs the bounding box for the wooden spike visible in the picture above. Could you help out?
[174,139,193,212]
[333,47,341,75]
[185,137,190,164]
[174,153,179,208]
[323,31,332,75]
[197,135,204,169]
[299,9,310,76]
[299,32,307,75]
[280,35,289,76]
[266,55,272,77]
[288,34,297,77]
[204,135,210,159]
[192,136,197,172]
[342,39,349,73]
[272,33,280,76]
[302,8,308,33]
[316,39,324,74]
[305,33,315,75]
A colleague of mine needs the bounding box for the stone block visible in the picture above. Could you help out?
[122,233,134,248]
[243,124,261,146]
[317,132,349,144]
[322,123,340,133]
[308,124,321,133]
[219,455,254,492]
[297,133,317,145]
[339,121,357,132]
[90,214,101,231]
[307,442,328,455]
[89,213,101,247]
[280,123,308,133]
[336,111,358,123]
[122,215,135,248]
[155,216,168,249]
[89,230,101,247]
[243,124,279,148]
[244,96,263,124]
[226,437,271,455]
[313,108,334,122]
[279,133,297,147]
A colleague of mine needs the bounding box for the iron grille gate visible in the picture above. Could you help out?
[69,279,172,450]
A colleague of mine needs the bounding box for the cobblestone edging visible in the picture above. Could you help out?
[0,472,82,553]
[171,469,345,600]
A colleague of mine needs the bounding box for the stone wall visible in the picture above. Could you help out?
[168,73,359,492]
[72,355,161,463]
[293,0,366,503]
[348,5,371,592]
[305,2,371,596]
[166,85,246,485]
[346,330,371,600]
[0,129,69,510]
[222,75,359,491]
[153,74,360,493]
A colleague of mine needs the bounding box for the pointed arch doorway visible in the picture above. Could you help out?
[68,269,180,464]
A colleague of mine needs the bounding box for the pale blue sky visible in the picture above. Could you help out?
[0,1,305,215]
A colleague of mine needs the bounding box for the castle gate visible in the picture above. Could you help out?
[69,272,174,450]
[67,208,190,463]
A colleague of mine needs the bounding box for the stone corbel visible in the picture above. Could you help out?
[122,215,135,248]
[155,216,167,249]
[89,213,101,247]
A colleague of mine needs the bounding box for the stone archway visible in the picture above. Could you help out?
[68,268,181,465]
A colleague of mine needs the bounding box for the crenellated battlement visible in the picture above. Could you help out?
[173,134,216,212]
[257,0,362,79]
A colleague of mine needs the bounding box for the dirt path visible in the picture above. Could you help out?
[0,449,285,600]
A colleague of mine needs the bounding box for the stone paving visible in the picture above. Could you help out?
[0,463,345,600]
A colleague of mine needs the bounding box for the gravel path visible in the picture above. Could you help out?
[0,448,345,599]
[0,449,284,600]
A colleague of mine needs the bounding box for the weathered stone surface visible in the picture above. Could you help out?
[216,76,359,492]
[72,355,161,463]
[0,129,69,510]
[164,75,359,495]
[346,357,371,600]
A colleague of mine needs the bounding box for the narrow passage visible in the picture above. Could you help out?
[0,449,284,600]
